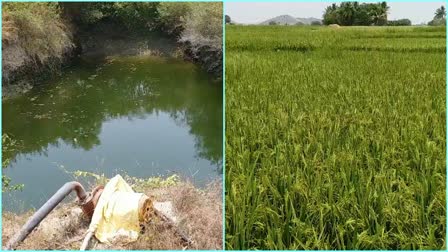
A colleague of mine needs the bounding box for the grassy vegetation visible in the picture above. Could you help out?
[2,134,24,192]
[2,2,74,85]
[225,26,446,250]
[157,2,222,48]
[2,2,73,64]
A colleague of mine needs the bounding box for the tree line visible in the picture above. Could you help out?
[323,2,389,26]
[226,3,445,27]
[323,2,446,26]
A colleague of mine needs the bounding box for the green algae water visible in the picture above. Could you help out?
[3,55,222,212]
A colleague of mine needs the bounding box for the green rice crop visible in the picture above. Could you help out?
[225,26,446,250]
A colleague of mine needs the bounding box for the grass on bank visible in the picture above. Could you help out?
[2,3,73,70]
[2,173,222,250]
[225,26,446,250]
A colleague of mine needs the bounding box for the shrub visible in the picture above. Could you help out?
[181,3,222,47]
[112,2,160,31]
[2,134,24,192]
[157,2,191,35]
[225,15,231,24]
[428,18,446,26]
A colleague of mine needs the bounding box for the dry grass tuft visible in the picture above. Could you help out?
[2,3,74,84]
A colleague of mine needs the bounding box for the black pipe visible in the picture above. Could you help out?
[5,181,87,250]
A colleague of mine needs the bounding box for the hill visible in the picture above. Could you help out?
[296,17,322,25]
[260,15,321,25]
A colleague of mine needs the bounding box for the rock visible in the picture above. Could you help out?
[154,201,177,223]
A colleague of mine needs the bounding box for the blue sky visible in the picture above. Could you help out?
[226,2,445,25]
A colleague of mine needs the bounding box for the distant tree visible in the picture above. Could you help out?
[428,18,446,26]
[387,19,411,26]
[323,3,338,25]
[311,20,322,25]
[429,6,446,26]
[353,4,371,25]
[337,2,356,26]
[269,21,277,25]
[435,6,446,20]
[369,1,389,26]
[225,15,231,24]
[295,22,304,26]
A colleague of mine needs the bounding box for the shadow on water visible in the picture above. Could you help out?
[3,54,222,212]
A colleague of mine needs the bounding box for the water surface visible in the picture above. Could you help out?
[3,55,222,212]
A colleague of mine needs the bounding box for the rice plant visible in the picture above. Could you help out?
[225,26,446,250]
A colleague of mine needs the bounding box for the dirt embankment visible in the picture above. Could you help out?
[77,21,222,78]
[2,44,76,97]
[76,21,180,59]
[2,181,222,250]
[182,41,222,78]
[2,8,76,93]
[2,19,222,95]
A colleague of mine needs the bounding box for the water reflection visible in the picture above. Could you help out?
[3,55,222,211]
